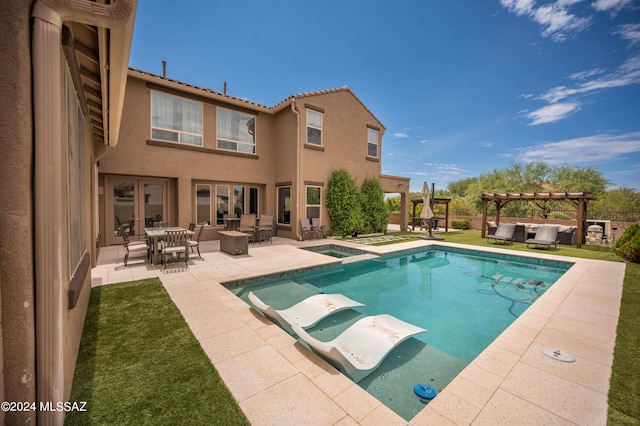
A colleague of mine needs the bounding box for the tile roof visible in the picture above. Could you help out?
[128,68,384,127]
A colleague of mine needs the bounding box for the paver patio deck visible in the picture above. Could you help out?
[92,235,625,425]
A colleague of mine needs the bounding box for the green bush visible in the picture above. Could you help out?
[360,177,388,234]
[326,169,364,237]
[614,224,640,263]
[451,219,470,230]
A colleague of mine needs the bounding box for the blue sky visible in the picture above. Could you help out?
[130,0,640,192]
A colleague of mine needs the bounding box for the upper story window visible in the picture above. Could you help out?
[367,127,379,158]
[151,91,203,146]
[306,109,323,145]
[217,108,256,154]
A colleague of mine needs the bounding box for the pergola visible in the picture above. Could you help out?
[411,197,451,231]
[480,192,596,248]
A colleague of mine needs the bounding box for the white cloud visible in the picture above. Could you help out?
[517,132,640,164]
[614,23,640,47]
[393,132,409,138]
[534,4,591,41]
[592,0,633,13]
[540,53,640,103]
[523,54,640,124]
[568,68,604,80]
[501,0,591,41]
[526,102,580,125]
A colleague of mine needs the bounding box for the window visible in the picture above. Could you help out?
[196,184,211,225]
[67,69,86,274]
[234,186,245,216]
[216,185,229,225]
[249,187,258,215]
[307,109,322,145]
[151,91,203,146]
[277,187,291,224]
[367,128,379,158]
[217,108,256,153]
[306,186,321,219]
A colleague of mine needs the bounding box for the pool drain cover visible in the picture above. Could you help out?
[541,346,576,362]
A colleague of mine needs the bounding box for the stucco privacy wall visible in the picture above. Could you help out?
[0,2,37,423]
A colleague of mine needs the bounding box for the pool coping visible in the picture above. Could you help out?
[92,238,625,425]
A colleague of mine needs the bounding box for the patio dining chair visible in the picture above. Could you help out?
[239,214,257,243]
[161,229,188,269]
[119,224,150,266]
[257,214,273,243]
[188,223,205,259]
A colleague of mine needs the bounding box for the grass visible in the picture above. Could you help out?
[66,278,250,426]
[371,229,638,425]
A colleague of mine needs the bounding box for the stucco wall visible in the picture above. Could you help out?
[100,74,390,242]
[0,1,37,424]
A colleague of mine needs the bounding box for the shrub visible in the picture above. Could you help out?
[451,219,470,230]
[360,177,388,234]
[614,223,640,263]
[326,169,364,237]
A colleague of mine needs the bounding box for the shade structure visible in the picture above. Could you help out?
[420,182,434,219]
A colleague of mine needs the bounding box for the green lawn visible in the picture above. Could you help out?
[69,231,638,425]
[66,279,250,426]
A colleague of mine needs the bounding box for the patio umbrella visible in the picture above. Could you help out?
[420,182,434,220]
[418,182,444,240]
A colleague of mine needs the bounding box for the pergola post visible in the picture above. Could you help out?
[481,198,488,238]
[576,198,586,249]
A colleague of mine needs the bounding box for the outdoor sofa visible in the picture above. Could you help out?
[487,222,577,245]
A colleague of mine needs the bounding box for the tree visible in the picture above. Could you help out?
[360,177,388,234]
[447,162,612,216]
[326,169,363,237]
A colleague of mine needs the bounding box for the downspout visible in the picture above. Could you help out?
[291,99,302,240]
[31,1,134,424]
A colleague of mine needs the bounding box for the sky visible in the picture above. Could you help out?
[129,0,640,193]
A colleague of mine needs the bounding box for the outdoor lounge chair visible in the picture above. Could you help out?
[300,218,319,240]
[292,314,426,383]
[248,291,364,329]
[486,223,516,244]
[525,225,559,249]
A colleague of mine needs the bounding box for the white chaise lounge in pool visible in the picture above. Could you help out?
[248,291,364,329]
[292,314,426,383]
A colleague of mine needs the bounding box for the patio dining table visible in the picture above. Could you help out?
[144,227,195,265]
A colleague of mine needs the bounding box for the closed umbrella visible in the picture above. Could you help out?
[420,182,434,220]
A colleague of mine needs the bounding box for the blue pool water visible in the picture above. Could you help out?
[228,246,573,420]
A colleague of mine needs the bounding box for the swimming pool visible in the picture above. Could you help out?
[227,246,573,420]
[301,244,370,258]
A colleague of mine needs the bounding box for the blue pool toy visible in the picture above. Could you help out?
[413,384,437,401]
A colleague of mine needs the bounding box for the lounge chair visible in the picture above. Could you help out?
[248,291,364,329]
[300,218,319,240]
[525,225,559,249]
[486,223,516,244]
[292,314,426,382]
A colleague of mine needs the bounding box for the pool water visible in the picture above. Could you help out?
[302,244,369,258]
[230,246,572,420]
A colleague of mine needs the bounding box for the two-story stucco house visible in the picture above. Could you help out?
[97,68,410,245]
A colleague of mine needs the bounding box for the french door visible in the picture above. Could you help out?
[106,176,167,245]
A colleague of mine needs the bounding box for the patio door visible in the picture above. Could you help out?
[106,176,167,245]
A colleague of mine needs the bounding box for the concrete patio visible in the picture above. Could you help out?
[92,235,625,425]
